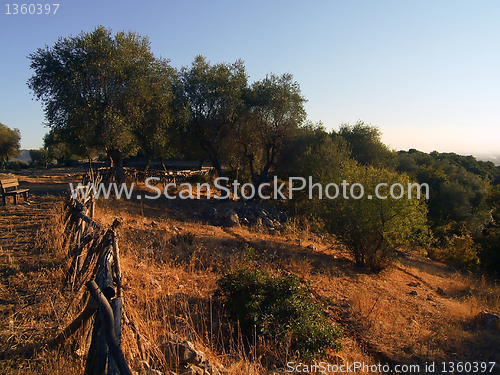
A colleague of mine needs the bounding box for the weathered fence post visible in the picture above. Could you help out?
[85,280,132,375]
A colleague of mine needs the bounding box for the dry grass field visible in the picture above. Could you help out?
[0,169,499,374]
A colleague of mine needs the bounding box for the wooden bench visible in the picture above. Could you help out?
[0,177,29,205]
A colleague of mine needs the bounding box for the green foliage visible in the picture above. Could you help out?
[278,123,429,271]
[29,148,53,168]
[43,129,86,165]
[0,122,21,169]
[486,184,500,225]
[28,26,168,182]
[322,165,430,271]
[439,232,480,272]
[478,228,500,277]
[336,121,395,168]
[432,152,500,182]
[175,57,307,187]
[214,268,342,360]
[476,185,500,276]
[426,227,481,272]
[229,73,307,185]
[280,123,348,180]
[281,123,351,216]
[6,160,29,170]
[175,55,248,178]
[397,150,492,240]
[394,149,500,273]
[133,58,177,170]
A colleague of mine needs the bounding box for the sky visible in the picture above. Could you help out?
[1,1,499,161]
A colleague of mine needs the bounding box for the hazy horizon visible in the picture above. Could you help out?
[12,149,500,167]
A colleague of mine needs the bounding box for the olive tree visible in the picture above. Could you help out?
[230,73,306,186]
[175,55,247,179]
[28,26,165,183]
[336,121,395,168]
[0,122,21,169]
[134,59,177,172]
[322,165,430,271]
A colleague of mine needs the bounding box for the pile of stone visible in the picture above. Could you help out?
[208,202,288,230]
[146,332,225,375]
[475,311,500,329]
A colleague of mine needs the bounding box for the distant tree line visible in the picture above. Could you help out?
[395,149,500,275]
[27,26,500,275]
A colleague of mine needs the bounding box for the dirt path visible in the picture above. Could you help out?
[0,196,54,260]
[0,196,63,319]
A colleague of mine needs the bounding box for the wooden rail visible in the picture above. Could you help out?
[51,190,132,375]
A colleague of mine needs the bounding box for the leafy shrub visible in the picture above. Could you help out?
[6,160,29,170]
[322,165,430,271]
[478,228,500,276]
[477,186,500,276]
[283,132,429,272]
[214,268,342,360]
[427,226,481,272]
[444,233,480,272]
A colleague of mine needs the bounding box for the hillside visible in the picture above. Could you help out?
[10,150,32,164]
[0,169,499,374]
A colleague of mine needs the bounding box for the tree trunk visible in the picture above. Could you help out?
[211,157,226,186]
[160,157,167,172]
[199,141,227,190]
[107,149,125,184]
[144,157,152,173]
[88,150,93,179]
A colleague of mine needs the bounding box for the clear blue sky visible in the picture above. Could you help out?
[1,1,499,159]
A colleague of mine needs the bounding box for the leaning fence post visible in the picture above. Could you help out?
[107,297,124,374]
[48,297,99,348]
[85,280,132,375]
[90,195,95,220]
[111,230,123,297]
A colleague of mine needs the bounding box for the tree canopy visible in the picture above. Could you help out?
[231,73,307,185]
[133,58,177,171]
[336,121,395,168]
[0,122,21,169]
[28,26,168,182]
[174,55,248,179]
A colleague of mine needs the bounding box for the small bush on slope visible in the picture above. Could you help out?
[214,268,342,361]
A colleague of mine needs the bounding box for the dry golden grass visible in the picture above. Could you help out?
[0,170,499,374]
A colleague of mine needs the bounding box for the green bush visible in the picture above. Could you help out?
[322,165,430,271]
[6,160,29,170]
[477,186,500,276]
[427,226,481,272]
[478,228,500,276]
[214,268,342,360]
[444,233,480,272]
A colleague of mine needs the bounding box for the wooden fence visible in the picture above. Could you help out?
[50,187,133,375]
[124,166,214,184]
